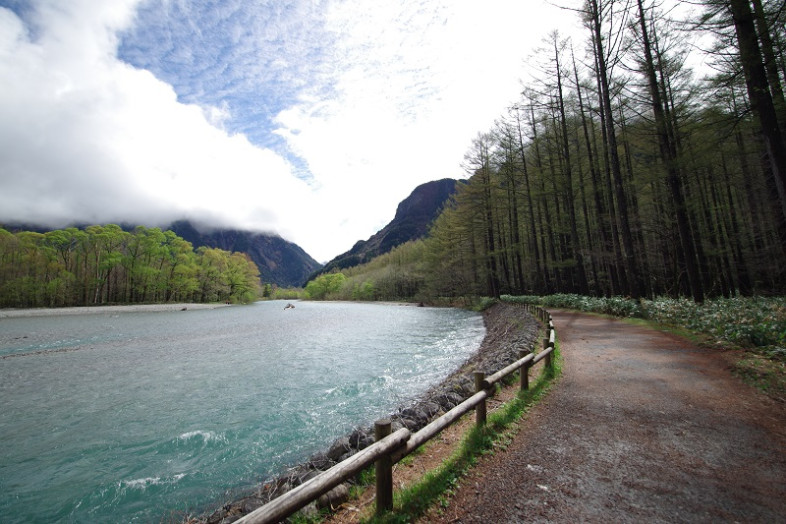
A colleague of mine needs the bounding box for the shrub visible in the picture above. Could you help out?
[503,294,785,357]
[503,294,642,318]
[641,296,786,353]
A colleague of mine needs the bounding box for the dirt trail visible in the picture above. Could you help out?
[426,310,786,523]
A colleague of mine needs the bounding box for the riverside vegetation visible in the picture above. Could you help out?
[0,225,261,307]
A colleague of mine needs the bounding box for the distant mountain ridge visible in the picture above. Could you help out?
[2,177,458,289]
[313,178,459,277]
[167,221,321,288]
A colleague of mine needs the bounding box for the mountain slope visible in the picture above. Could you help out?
[168,221,322,288]
[315,178,459,276]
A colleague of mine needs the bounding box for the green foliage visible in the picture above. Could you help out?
[733,354,786,398]
[289,509,329,524]
[225,252,262,304]
[502,294,644,317]
[473,296,498,312]
[271,286,307,300]
[641,296,786,354]
[0,225,263,307]
[303,240,430,302]
[351,280,377,301]
[304,272,347,300]
[356,465,376,487]
[502,294,786,357]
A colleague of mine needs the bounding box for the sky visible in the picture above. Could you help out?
[0,0,583,263]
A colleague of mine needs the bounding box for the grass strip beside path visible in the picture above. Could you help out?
[338,346,561,524]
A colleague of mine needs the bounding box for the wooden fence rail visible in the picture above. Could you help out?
[236,304,556,524]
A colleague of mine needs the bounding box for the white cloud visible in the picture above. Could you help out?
[0,1,325,255]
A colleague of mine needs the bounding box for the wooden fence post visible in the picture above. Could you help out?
[519,350,530,391]
[474,372,486,426]
[375,419,393,514]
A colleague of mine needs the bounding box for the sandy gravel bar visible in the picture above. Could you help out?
[0,303,230,319]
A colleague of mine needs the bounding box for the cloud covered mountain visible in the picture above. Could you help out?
[167,221,322,288]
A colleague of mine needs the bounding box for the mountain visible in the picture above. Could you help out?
[3,177,459,289]
[313,178,460,277]
[168,221,322,288]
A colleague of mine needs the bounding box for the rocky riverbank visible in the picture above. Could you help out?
[197,302,540,524]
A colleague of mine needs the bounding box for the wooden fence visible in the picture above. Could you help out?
[236,304,556,524]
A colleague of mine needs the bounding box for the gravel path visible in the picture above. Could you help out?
[428,310,786,523]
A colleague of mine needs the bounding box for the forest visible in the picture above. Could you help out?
[315,0,786,304]
[0,225,262,307]
[424,0,786,301]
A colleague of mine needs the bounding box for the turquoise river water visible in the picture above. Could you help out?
[0,301,484,523]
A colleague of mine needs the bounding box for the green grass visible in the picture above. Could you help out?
[364,347,561,524]
[733,353,786,399]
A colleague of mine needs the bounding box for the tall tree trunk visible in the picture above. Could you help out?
[575,123,601,294]
[571,48,607,294]
[500,128,526,293]
[480,153,501,298]
[507,171,525,293]
[531,105,562,292]
[591,28,626,295]
[618,100,652,297]
[574,48,615,296]
[554,37,590,294]
[720,150,752,294]
[636,0,704,301]
[751,0,786,135]
[514,109,545,293]
[546,112,570,290]
[728,0,786,230]
[589,0,642,297]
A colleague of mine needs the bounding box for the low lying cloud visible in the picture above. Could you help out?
[0,1,316,244]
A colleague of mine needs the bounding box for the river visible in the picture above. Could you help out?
[0,300,485,523]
